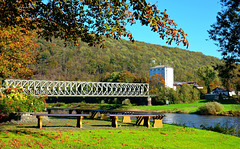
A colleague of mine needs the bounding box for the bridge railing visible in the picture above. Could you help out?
[3,79,149,97]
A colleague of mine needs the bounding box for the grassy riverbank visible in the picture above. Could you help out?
[129,99,240,116]
[47,99,240,116]
[0,118,239,149]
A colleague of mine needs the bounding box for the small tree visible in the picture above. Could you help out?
[149,74,165,94]
[151,86,168,105]
[197,66,218,93]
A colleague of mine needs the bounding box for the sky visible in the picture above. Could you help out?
[124,0,223,59]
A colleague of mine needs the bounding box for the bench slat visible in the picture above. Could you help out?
[109,114,158,117]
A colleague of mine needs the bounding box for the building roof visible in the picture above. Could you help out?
[212,87,235,92]
[150,65,173,69]
[173,82,203,89]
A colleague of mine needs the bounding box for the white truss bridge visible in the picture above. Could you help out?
[3,79,149,97]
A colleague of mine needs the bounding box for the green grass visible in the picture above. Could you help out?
[222,104,240,111]
[0,118,239,149]
[132,102,204,113]
[130,99,240,114]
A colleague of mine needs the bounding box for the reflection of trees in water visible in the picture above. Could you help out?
[161,113,240,132]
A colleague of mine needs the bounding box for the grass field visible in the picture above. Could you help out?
[130,99,240,115]
[0,117,239,149]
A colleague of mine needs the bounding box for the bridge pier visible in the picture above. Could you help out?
[147,97,152,106]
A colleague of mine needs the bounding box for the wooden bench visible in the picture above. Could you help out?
[31,114,89,129]
[109,114,165,128]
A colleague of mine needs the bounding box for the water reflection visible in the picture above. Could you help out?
[161,113,240,130]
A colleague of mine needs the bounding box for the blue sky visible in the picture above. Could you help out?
[124,0,222,59]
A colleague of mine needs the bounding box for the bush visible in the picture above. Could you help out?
[122,99,131,105]
[113,98,119,104]
[201,123,239,136]
[0,88,47,114]
[100,100,105,104]
[198,102,224,115]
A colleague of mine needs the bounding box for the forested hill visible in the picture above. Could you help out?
[34,37,222,82]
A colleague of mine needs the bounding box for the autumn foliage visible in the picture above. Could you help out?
[0,26,37,78]
[149,74,165,94]
[101,70,147,83]
[0,0,189,47]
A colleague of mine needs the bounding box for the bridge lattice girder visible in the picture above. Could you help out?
[3,79,149,97]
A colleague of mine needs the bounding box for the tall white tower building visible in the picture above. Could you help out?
[149,65,174,88]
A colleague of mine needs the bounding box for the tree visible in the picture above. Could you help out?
[149,74,165,94]
[117,70,136,83]
[177,84,199,103]
[208,0,239,62]
[197,66,218,93]
[100,70,146,83]
[214,61,237,95]
[208,0,240,94]
[0,26,37,78]
[0,0,189,47]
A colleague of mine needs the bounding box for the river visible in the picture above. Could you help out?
[161,113,240,131]
[141,112,240,135]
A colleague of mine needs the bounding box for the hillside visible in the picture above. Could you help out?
[34,37,222,82]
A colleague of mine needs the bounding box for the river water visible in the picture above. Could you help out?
[161,113,240,131]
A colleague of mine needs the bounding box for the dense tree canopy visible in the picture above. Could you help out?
[34,37,221,82]
[0,26,37,78]
[0,0,189,47]
[214,61,237,93]
[100,70,147,83]
[208,0,240,62]
[208,0,240,93]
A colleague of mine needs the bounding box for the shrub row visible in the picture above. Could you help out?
[0,88,47,114]
[151,84,200,105]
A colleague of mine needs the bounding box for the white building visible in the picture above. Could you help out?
[149,65,174,88]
